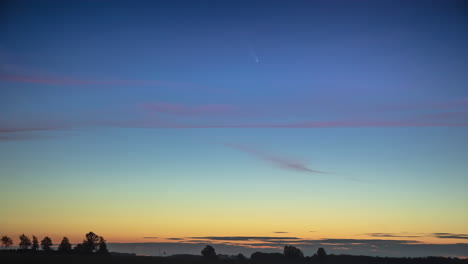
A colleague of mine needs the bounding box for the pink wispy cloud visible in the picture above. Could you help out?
[2,118,467,138]
[0,124,72,133]
[115,119,468,129]
[0,121,74,140]
[224,143,324,174]
[0,133,56,141]
[0,61,226,91]
[2,98,468,142]
[0,74,183,86]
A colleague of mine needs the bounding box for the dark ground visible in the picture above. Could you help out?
[0,251,467,264]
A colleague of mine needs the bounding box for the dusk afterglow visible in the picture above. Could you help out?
[1,0,467,259]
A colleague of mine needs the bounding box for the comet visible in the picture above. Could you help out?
[249,46,260,63]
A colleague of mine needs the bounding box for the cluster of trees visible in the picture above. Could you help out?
[197,245,467,264]
[201,244,327,261]
[1,232,108,255]
[197,245,466,264]
[252,246,326,262]
[201,245,217,259]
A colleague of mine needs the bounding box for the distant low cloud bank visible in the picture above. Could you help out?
[366,233,424,238]
[107,239,468,258]
[433,233,468,240]
[190,236,300,241]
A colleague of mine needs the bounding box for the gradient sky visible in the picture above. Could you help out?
[1,0,468,258]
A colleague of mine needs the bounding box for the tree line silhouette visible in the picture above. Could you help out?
[200,244,327,262]
[2,236,467,264]
[194,245,466,264]
[1,231,108,255]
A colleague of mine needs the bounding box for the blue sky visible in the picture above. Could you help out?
[1,0,467,258]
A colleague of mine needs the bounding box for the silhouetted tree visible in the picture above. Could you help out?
[237,253,247,260]
[31,236,39,251]
[19,234,32,249]
[58,237,72,253]
[284,245,304,259]
[73,243,84,254]
[317,247,327,262]
[97,236,109,254]
[201,245,217,259]
[83,231,100,253]
[41,236,53,251]
[1,236,13,248]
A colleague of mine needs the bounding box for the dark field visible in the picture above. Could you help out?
[1,251,467,264]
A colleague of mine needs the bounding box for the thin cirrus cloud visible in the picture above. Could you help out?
[224,143,324,174]
[190,236,301,241]
[143,102,238,116]
[0,133,53,141]
[1,114,468,141]
[367,232,468,240]
[302,238,421,245]
[2,119,467,136]
[140,120,467,129]
[0,62,186,87]
[134,98,468,128]
[0,62,231,92]
[366,233,424,238]
[432,233,468,240]
[1,97,468,142]
[192,120,467,128]
[0,73,184,86]
[0,121,75,136]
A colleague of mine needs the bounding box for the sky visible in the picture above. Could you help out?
[1,0,468,258]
